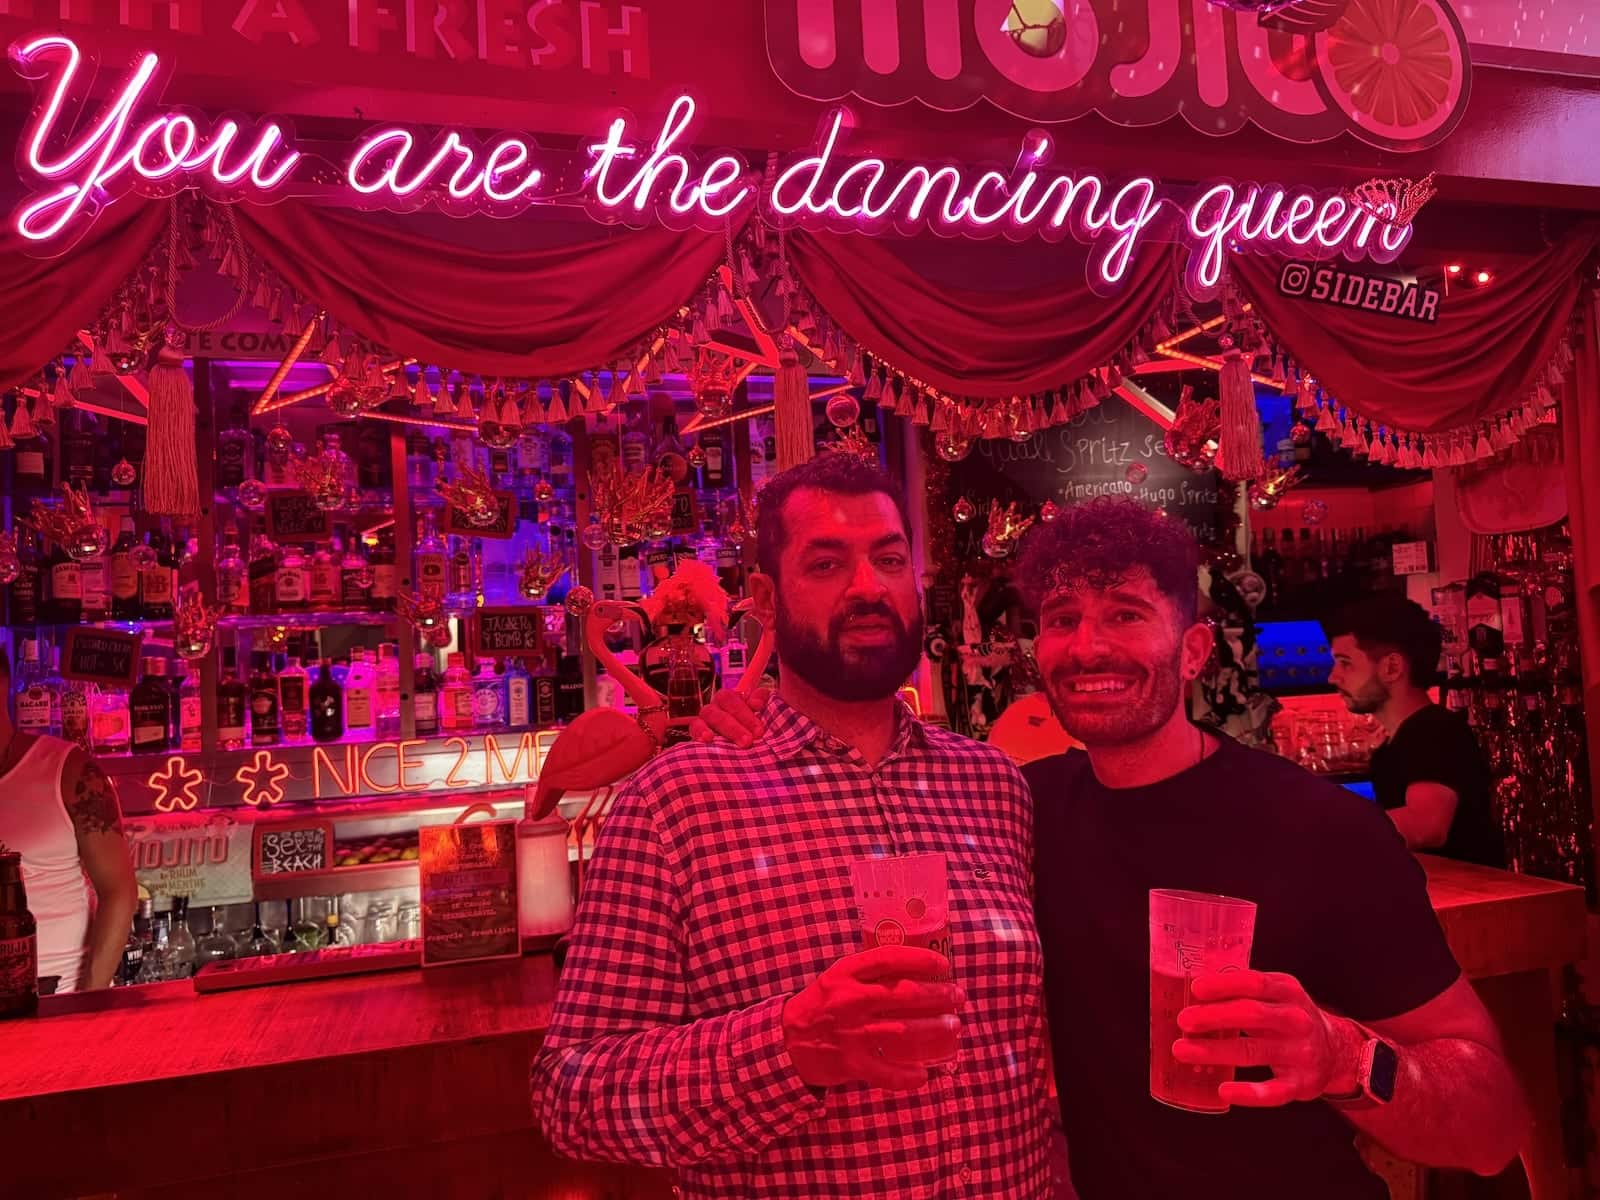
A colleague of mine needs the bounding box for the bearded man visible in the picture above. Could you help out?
[532,453,1052,1199]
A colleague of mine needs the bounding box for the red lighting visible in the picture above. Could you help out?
[1446,264,1463,275]
[1475,270,1493,285]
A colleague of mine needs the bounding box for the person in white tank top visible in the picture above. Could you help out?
[0,651,137,992]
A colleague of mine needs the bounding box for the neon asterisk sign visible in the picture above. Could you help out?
[235,751,291,808]
[148,755,204,813]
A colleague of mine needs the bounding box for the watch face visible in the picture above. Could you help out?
[1369,1040,1399,1103]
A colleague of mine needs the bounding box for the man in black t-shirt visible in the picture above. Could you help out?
[1014,498,1526,1199]
[1326,595,1504,867]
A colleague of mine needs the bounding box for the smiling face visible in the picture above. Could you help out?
[753,486,924,703]
[1033,569,1211,747]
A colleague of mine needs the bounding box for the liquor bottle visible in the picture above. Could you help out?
[135,912,171,984]
[60,674,90,750]
[621,402,650,472]
[308,536,340,609]
[446,536,476,609]
[247,652,281,746]
[555,654,584,724]
[140,532,176,621]
[534,666,559,728]
[233,903,280,958]
[375,644,401,737]
[247,519,278,615]
[58,408,95,489]
[9,530,42,628]
[12,640,54,736]
[440,653,472,732]
[356,421,391,491]
[275,542,308,612]
[343,649,374,737]
[195,907,235,966]
[216,400,254,493]
[310,659,344,743]
[176,662,202,752]
[130,657,172,753]
[596,540,622,602]
[13,423,48,486]
[278,648,310,742]
[164,896,198,980]
[368,530,397,612]
[44,536,83,625]
[0,851,39,1019]
[699,429,727,489]
[79,528,109,622]
[473,659,505,729]
[340,533,370,610]
[405,432,435,493]
[286,898,327,953]
[505,657,532,729]
[41,648,65,736]
[120,896,154,986]
[90,683,131,754]
[413,654,440,737]
[1256,529,1283,612]
[215,531,247,613]
[415,511,447,604]
[619,543,643,602]
[217,647,248,750]
[715,536,741,596]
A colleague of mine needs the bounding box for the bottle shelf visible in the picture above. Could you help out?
[253,859,419,902]
[219,609,401,630]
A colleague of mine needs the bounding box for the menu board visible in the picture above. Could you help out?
[443,492,517,539]
[61,627,143,686]
[419,817,520,966]
[958,395,1222,543]
[265,491,334,542]
[254,819,334,877]
[471,608,544,658]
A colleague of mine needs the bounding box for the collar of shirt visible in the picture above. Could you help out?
[761,693,927,765]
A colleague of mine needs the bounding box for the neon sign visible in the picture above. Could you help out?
[235,750,290,807]
[9,32,1416,296]
[147,754,205,813]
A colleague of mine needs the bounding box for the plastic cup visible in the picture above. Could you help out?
[851,853,956,1064]
[1148,888,1257,1114]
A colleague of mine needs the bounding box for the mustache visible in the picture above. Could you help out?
[1049,660,1147,683]
[830,602,906,635]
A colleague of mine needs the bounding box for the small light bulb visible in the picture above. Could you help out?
[1446,264,1463,275]
[1476,270,1492,285]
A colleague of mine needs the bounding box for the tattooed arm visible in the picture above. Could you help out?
[63,750,138,990]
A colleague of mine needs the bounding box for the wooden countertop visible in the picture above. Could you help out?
[1418,854,1587,980]
[0,952,558,1102]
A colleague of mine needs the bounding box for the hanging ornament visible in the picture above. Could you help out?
[292,446,350,512]
[1289,422,1313,446]
[436,466,501,529]
[517,548,568,602]
[173,590,221,660]
[397,590,448,634]
[934,431,973,463]
[265,423,294,465]
[236,477,267,511]
[564,585,597,619]
[1124,461,1149,485]
[0,533,18,586]
[130,541,159,570]
[722,493,759,545]
[1004,0,1067,56]
[581,519,609,551]
[825,391,861,429]
[67,520,110,561]
[533,479,555,503]
[687,445,707,470]
[325,374,366,418]
[1040,500,1060,523]
[1164,386,1221,473]
[981,501,1036,559]
[952,496,977,524]
[1302,498,1330,526]
[824,424,877,464]
[589,463,675,546]
[1247,465,1305,511]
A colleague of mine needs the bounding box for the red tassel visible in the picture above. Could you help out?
[774,336,815,471]
[1315,403,1339,435]
[145,345,200,517]
[8,398,36,441]
[68,355,93,392]
[1217,352,1264,480]
[546,387,569,423]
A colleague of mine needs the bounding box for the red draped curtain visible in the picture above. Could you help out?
[1564,291,1600,847]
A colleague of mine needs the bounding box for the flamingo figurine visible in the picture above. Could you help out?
[530,597,773,820]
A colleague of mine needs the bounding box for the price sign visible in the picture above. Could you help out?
[442,492,517,539]
[419,816,520,967]
[1392,540,1431,576]
[670,489,698,535]
[265,491,334,542]
[254,819,334,876]
[61,628,143,686]
[471,608,544,659]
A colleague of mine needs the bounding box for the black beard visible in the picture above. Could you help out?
[774,598,924,703]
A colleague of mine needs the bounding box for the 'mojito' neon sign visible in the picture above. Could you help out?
[9,33,1413,296]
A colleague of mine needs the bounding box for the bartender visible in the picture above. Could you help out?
[1326,596,1504,867]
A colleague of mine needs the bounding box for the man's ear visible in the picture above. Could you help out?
[1181,620,1214,681]
[749,571,777,628]
[1381,651,1410,686]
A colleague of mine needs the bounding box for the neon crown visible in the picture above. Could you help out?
[9,32,1415,297]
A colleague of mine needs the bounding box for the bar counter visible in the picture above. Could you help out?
[0,858,1584,1200]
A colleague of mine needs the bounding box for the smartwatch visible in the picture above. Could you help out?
[1325,1037,1399,1108]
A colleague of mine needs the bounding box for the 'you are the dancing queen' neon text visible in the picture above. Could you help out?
[9,33,1414,297]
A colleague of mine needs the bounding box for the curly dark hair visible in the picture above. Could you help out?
[755,452,911,579]
[1016,497,1200,623]
[1324,594,1442,688]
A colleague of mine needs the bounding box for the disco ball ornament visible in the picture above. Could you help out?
[110,458,138,488]
[952,497,977,524]
[687,446,707,470]
[657,450,689,484]
[695,385,732,419]
[1124,461,1149,485]
[266,423,294,463]
[108,348,145,375]
[825,392,861,429]
[1290,423,1314,446]
[325,376,365,418]
[175,627,213,661]
[1040,500,1060,523]
[311,480,346,512]
[533,479,555,503]
[1004,0,1066,57]
[478,419,520,450]
[643,515,673,541]
[934,431,973,463]
[130,543,158,569]
[1249,485,1281,511]
[67,522,110,561]
[424,625,453,649]
[236,478,267,511]
[1303,498,1330,526]
[564,584,596,618]
[580,521,608,551]
[981,531,1016,559]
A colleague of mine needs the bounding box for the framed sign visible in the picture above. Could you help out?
[125,812,253,907]
[1392,540,1432,576]
[419,813,520,967]
[253,819,335,877]
[471,608,544,659]
[670,489,698,535]
[443,492,517,539]
[265,491,334,542]
[61,628,143,686]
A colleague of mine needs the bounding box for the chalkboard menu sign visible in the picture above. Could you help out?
[253,819,334,877]
[61,628,143,686]
[265,491,334,542]
[443,492,517,539]
[957,395,1223,542]
[670,489,698,535]
[471,607,544,658]
[419,816,520,966]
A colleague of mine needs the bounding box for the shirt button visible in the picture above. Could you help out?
[959,1167,972,1184]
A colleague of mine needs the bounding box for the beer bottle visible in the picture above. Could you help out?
[0,851,39,1019]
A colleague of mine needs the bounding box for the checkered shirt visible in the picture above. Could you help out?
[531,695,1051,1199]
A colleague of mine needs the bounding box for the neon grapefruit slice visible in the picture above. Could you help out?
[1314,0,1468,149]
